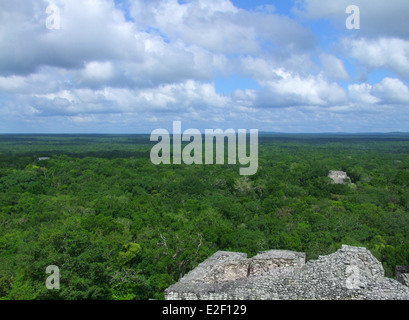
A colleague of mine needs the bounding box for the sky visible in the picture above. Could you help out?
[1,0,409,134]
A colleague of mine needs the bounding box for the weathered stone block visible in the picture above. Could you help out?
[328,171,351,184]
[396,266,409,287]
[165,246,409,300]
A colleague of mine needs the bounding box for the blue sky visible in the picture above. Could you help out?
[0,0,409,133]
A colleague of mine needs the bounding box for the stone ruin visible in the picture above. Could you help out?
[396,266,409,287]
[328,170,351,184]
[165,245,409,300]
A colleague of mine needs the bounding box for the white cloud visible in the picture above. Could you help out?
[0,75,26,92]
[348,83,379,104]
[0,0,148,76]
[0,0,408,133]
[347,78,409,106]
[130,0,316,54]
[372,77,409,104]
[344,38,409,81]
[295,0,409,38]
[255,69,348,108]
[29,80,231,116]
[82,62,114,82]
[319,54,350,81]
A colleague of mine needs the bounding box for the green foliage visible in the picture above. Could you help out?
[117,243,142,266]
[0,133,409,299]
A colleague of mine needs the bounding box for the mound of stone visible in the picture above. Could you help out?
[165,245,409,300]
[328,171,351,184]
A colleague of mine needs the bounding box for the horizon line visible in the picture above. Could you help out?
[1,131,409,135]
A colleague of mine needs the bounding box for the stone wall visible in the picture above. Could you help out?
[396,266,409,287]
[165,245,409,300]
[172,250,305,285]
[328,171,351,184]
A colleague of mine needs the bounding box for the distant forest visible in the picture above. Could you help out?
[1,133,409,300]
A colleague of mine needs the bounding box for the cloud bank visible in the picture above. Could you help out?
[0,0,408,133]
